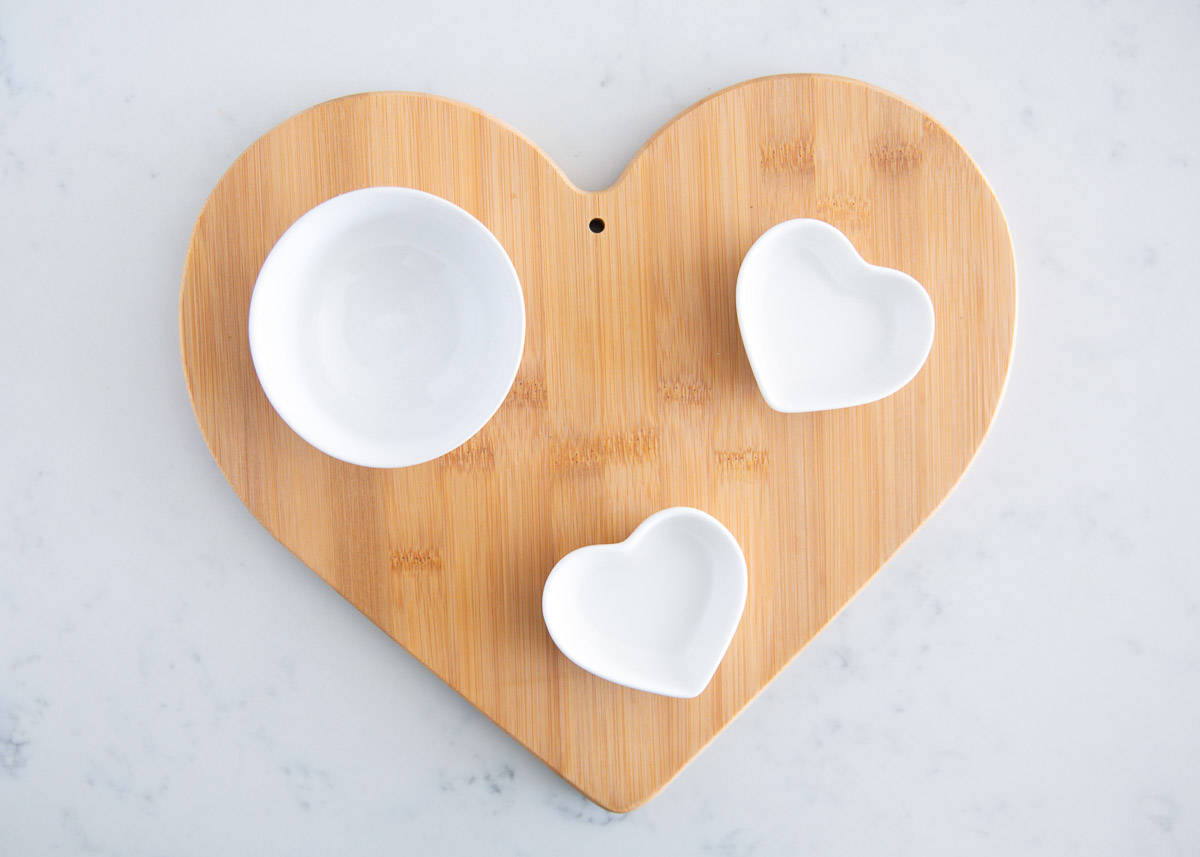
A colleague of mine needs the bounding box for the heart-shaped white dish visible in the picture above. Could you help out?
[542,508,748,698]
[736,218,935,413]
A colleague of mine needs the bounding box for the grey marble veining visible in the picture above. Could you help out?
[2,0,1198,853]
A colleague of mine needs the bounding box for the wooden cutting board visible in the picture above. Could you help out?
[179,74,1015,811]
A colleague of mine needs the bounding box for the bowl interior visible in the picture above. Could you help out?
[248,188,525,468]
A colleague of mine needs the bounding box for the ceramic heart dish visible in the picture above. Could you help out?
[543,508,748,699]
[180,75,1016,811]
[737,218,936,413]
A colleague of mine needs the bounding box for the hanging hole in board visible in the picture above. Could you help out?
[588,217,605,234]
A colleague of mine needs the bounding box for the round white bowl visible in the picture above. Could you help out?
[248,187,525,468]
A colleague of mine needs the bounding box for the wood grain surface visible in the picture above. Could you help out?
[179,74,1016,811]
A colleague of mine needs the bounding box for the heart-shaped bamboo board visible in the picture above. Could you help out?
[180,74,1015,812]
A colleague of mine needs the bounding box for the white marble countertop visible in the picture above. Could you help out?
[3,0,1198,853]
